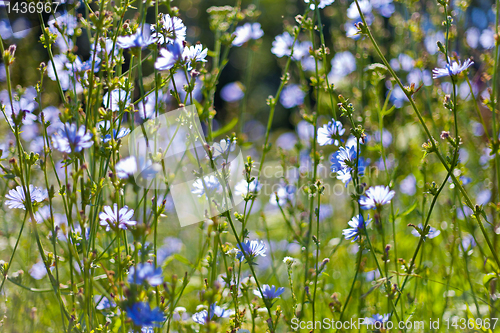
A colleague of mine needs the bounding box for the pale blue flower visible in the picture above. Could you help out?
[292,41,312,61]
[461,234,476,251]
[389,85,409,108]
[47,54,77,91]
[280,84,306,108]
[94,38,119,57]
[0,87,38,125]
[234,179,261,196]
[192,310,209,325]
[157,237,183,263]
[477,189,491,206]
[480,28,495,49]
[103,89,131,111]
[127,302,164,327]
[328,51,357,83]
[212,138,236,157]
[269,184,295,206]
[192,303,233,325]
[271,32,295,58]
[411,223,441,240]
[371,0,395,17]
[137,91,167,119]
[128,263,163,286]
[407,69,432,87]
[359,185,395,210]
[343,214,371,242]
[276,132,298,150]
[48,11,77,35]
[400,174,416,195]
[99,204,137,231]
[297,120,315,142]
[424,31,445,55]
[317,120,345,146]
[237,240,267,261]
[363,313,390,326]
[390,53,414,72]
[5,185,47,210]
[371,129,392,147]
[191,175,222,197]
[116,156,137,179]
[432,58,474,79]
[304,0,335,10]
[117,25,156,49]
[52,123,93,153]
[210,303,232,319]
[253,284,285,299]
[232,23,264,46]
[102,128,131,143]
[94,295,116,310]
[151,14,186,44]
[330,146,357,173]
[318,204,333,221]
[347,0,372,20]
[457,206,473,220]
[154,40,184,71]
[29,260,51,280]
[33,205,51,224]
[182,44,208,67]
[220,82,245,102]
[466,27,481,49]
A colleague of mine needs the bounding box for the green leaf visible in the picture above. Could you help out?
[381,105,396,116]
[483,273,497,288]
[173,254,195,268]
[212,117,238,137]
[397,201,418,218]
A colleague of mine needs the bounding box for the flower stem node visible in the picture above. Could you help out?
[266,95,276,107]
[443,95,454,110]
[422,139,437,154]
[425,181,439,196]
[354,22,368,35]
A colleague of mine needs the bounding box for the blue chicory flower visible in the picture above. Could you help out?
[280,84,306,108]
[432,58,474,79]
[52,123,93,154]
[359,185,395,210]
[253,284,285,300]
[304,0,336,10]
[127,302,164,327]
[220,82,245,102]
[154,40,184,71]
[151,14,186,44]
[191,175,222,197]
[411,223,441,240]
[232,22,264,46]
[99,204,137,231]
[5,185,47,210]
[237,239,267,261]
[343,214,371,242]
[117,25,156,49]
[116,156,137,179]
[317,120,345,146]
[128,263,163,286]
[363,313,390,326]
[271,32,295,58]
